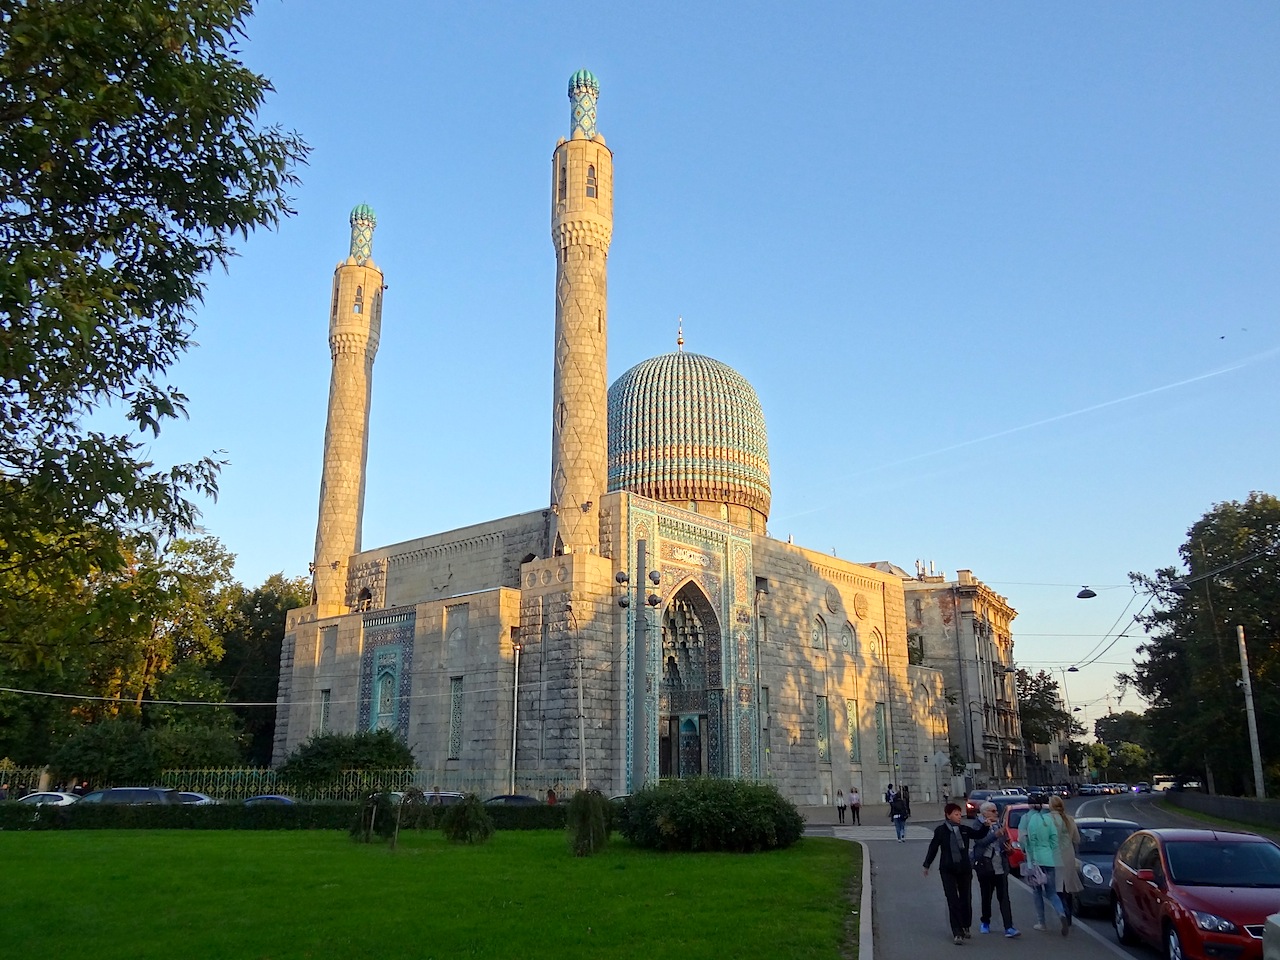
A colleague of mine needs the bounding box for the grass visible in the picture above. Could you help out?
[5,830,860,959]
[1155,797,1280,842]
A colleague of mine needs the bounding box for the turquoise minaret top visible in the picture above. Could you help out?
[568,69,599,139]
[349,204,377,263]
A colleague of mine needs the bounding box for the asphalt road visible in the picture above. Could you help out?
[1065,791,1212,960]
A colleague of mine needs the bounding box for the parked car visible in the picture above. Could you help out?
[964,789,1001,818]
[1079,783,1102,796]
[243,794,295,806]
[1073,818,1140,914]
[387,790,464,806]
[17,791,80,806]
[79,787,181,804]
[1112,828,1280,960]
[1002,803,1031,870]
[483,794,540,806]
[177,791,218,805]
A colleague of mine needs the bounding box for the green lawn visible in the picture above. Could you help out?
[6,830,860,959]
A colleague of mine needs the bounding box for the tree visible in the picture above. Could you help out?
[1123,492,1280,795]
[1094,711,1151,753]
[0,0,307,666]
[1112,741,1152,783]
[1015,669,1083,749]
[1087,742,1112,781]
[209,573,310,765]
[278,731,415,789]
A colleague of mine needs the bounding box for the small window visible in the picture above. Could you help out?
[353,286,364,315]
[318,689,331,733]
[558,163,567,202]
[812,616,827,649]
[586,164,597,198]
[448,677,464,759]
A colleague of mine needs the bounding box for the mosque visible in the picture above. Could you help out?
[274,71,991,803]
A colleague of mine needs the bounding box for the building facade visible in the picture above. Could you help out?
[891,566,1025,786]
[274,72,959,804]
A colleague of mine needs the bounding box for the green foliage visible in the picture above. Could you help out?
[50,718,158,785]
[565,789,610,856]
[150,723,243,770]
[440,793,495,844]
[948,742,966,775]
[1093,711,1151,752]
[350,791,398,843]
[1015,669,1083,748]
[619,778,804,852]
[1088,742,1112,779]
[278,730,415,788]
[1125,493,1280,794]
[1112,741,1152,781]
[0,800,357,832]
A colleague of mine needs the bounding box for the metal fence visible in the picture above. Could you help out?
[159,768,578,802]
[0,765,50,796]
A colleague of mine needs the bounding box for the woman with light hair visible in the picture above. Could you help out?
[1048,794,1082,928]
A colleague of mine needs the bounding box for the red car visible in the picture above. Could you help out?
[1001,803,1030,870]
[1111,828,1280,960]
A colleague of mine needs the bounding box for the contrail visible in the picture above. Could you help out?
[777,345,1279,522]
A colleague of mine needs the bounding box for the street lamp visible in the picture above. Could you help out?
[617,540,662,792]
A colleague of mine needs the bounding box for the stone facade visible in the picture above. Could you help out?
[894,566,1024,786]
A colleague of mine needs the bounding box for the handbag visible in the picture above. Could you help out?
[973,853,995,878]
[1020,861,1047,887]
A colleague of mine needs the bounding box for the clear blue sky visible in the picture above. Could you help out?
[149,2,1279,721]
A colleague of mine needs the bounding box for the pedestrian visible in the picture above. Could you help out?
[972,801,1019,938]
[546,787,557,805]
[849,786,862,825]
[1020,792,1069,935]
[942,784,950,805]
[890,790,910,841]
[923,802,989,944]
[0,783,8,801]
[1049,795,1082,928]
[835,789,847,824]
[885,782,896,803]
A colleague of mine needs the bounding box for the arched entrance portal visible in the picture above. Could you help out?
[657,581,720,778]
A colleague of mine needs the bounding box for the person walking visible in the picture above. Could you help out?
[1049,795,1082,928]
[890,790,910,841]
[1020,793,1068,935]
[923,802,989,944]
[972,801,1019,938]
[849,786,862,825]
[835,789,847,824]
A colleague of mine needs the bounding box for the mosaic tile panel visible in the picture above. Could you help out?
[357,609,414,741]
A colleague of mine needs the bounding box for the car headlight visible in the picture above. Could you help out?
[1011,840,1021,849]
[1191,911,1238,934]
[1081,863,1104,885]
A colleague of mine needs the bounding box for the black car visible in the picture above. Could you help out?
[1072,817,1140,913]
[483,794,540,806]
[79,787,181,805]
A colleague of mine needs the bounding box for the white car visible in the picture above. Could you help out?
[17,791,80,806]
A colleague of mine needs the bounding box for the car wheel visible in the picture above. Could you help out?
[1166,925,1183,960]
[1114,898,1138,946]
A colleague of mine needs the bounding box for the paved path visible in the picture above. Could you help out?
[804,809,1134,960]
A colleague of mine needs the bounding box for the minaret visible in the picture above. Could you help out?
[312,205,383,616]
[549,69,613,555]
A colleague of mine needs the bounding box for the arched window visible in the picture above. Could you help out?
[558,163,567,202]
[586,164,597,198]
[841,622,857,655]
[812,616,827,649]
[353,285,363,314]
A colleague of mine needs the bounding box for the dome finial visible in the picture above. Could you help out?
[348,204,376,263]
[568,69,600,139]
[676,316,684,352]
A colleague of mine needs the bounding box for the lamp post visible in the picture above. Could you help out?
[509,638,522,795]
[565,601,586,792]
[967,699,982,777]
[617,539,661,793]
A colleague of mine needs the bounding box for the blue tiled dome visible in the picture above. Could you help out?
[608,352,771,524]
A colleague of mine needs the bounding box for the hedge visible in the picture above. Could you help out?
[0,799,569,832]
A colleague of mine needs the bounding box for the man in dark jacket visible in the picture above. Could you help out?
[923,803,989,944]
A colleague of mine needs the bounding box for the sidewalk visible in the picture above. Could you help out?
[803,809,1131,960]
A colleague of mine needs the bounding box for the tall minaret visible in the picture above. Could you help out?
[312,205,383,616]
[549,69,613,555]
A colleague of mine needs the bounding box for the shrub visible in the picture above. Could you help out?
[0,800,358,831]
[439,794,494,845]
[618,778,804,852]
[350,792,397,843]
[565,789,610,856]
[277,730,414,789]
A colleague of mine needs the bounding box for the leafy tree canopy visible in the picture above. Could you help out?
[1093,711,1150,752]
[0,0,307,665]
[1015,669,1083,748]
[1123,492,1280,795]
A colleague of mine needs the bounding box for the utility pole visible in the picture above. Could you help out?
[1237,625,1266,799]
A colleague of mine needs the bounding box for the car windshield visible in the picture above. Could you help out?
[1164,840,1280,887]
[1078,826,1135,855]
